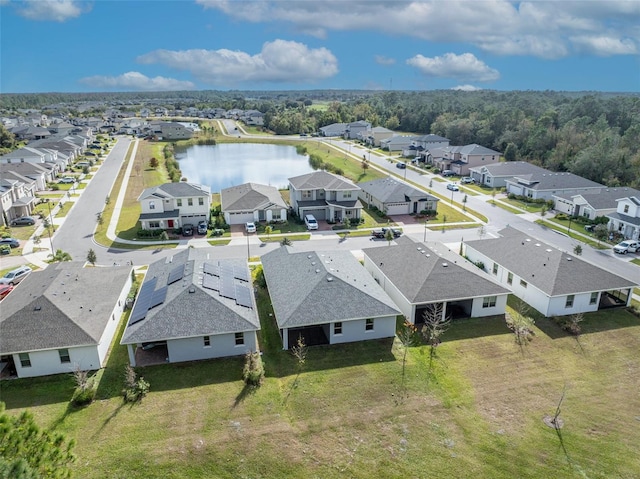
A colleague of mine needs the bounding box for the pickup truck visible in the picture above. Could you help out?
[371,227,402,239]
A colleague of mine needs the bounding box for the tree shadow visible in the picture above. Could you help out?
[91,401,126,439]
[232,382,257,409]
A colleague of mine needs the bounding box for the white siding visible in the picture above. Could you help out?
[386,203,410,215]
[547,293,599,317]
[364,257,415,322]
[97,274,132,366]
[329,316,396,344]
[14,345,100,378]
[469,295,508,317]
[166,331,258,363]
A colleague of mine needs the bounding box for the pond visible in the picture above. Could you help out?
[175,143,313,193]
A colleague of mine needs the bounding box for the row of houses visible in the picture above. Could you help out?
[2,225,634,379]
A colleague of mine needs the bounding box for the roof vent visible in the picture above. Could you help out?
[34,305,41,311]
[188,287,195,293]
[546,249,552,252]
[316,269,320,273]
[535,243,540,247]
[327,276,334,282]
[307,254,312,259]
[526,239,531,242]
[442,263,448,267]
[567,257,572,261]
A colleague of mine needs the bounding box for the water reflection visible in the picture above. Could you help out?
[175,143,312,193]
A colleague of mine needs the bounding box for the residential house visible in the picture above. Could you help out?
[505,171,603,201]
[0,173,39,225]
[10,125,52,141]
[469,161,549,188]
[362,126,394,147]
[357,176,439,215]
[319,123,347,137]
[363,239,510,324]
[463,227,636,316]
[138,182,211,230]
[0,162,53,191]
[243,110,265,126]
[261,247,400,349]
[553,187,640,220]
[380,135,419,152]
[607,192,640,240]
[428,144,501,176]
[159,122,194,140]
[121,249,260,366]
[410,134,450,159]
[288,171,362,222]
[344,120,371,140]
[0,263,132,378]
[220,183,288,225]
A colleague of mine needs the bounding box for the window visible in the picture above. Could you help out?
[272,211,281,220]
[149,201,155,210]
[235,332,244,345]
[590,292,598,305]
[149,221,160,228]
[203,335,211,347]
[365,318,374,331]
[507,272,513,285]
[59,349,71,363]
[565,295,575,308]
[520,279,528,288]
[334,322,343,335]
[302,190,312,199]
[198,197,204,206]
[622,204,629,213]
[188,198,193,206]
[19,353,31,368]
[177,199,182,207]
[492,263,498,275]
[344,191,352,199]
[482,296,497,308]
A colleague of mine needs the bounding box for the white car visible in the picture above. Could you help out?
[446,183,459,191]
[245,222,256,233]
[613,240,640,254]
[0,265,32,285]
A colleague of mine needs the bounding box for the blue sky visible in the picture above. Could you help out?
[1,0,639,93]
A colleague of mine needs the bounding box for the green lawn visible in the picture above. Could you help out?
[535,219,609,249]
[492,200,525,214]
[631,259,640,267]
[54,202,73,218]
[500,197,546,212]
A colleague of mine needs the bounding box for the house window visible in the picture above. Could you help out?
[482,296,497,308]
[623,205,629,213]
[59,349,71,364]
[177,199,182,207]
[344,191,352,199]
[203,335,211,347]
[199,197,204,206]
[590,292,598,305]
[334,322,343,335]
[235,332,244,345]
[365,318,374,331]
[19,353,31,368]
[188,198,193,206]
[272,211,281,220]
[492,263,498,275]
[149,201,155,210]
[520,279,528,288]
[302,190,312,199]
[149,221,160,228]
[565,295,575,308]
[507,272,513,285]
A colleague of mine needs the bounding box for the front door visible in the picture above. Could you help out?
[168,220,174,228]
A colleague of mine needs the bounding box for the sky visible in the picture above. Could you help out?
[1,0,639,93]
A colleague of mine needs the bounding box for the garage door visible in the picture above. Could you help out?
[228,211,255,224]
[302,209,326,220]
[385,203,409,215]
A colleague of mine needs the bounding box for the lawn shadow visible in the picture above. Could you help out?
[1,373,75,409]
[232,382,257,409]
[535,317,568,340]
[445,315,512,342]
[91,401,127,439]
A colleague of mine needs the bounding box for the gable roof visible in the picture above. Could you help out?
[464,227,636,296]
[289,171,360,191]
[357,176,438,204]
[468,161,549,177]
[121,249,259,345]
[261,247,400,328]
[0,263,131,354]
[220,182,286,212]
[138,182,211,201]
[363,241,509,304]
[555,187,640,211]
[459,144,500,156]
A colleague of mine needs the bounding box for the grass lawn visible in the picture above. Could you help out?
[535,219,609,250]
[1,224,37,241]
[2,296,639,479]
[492,200,525,215]
[631,259,640,267]
[259,233,311,243]
[54,202,73,218]
[501,197,546,212]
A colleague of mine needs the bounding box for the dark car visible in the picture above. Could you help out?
[371,228,402,239]
[0,238,20,248]
[584,224,595,233]
[382,227,403,238]
[10,216,36,226]
[182,223,194,236]
[441,170,455,177]
[396,162,406,169]
[197,220,208,235]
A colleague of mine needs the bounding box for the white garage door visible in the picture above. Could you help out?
[385,203,409,215]
[302,209,326,220]
[228,211,255,224]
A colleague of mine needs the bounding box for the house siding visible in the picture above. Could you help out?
[328,316,396,345]
[166,331,258,363]
[96,274,132,366]
[13,345,100,378]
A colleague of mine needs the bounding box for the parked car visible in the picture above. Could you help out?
[446,183,460,191]
[441,170,455,177]
[181,223,194,236]
[304,214,318,230]
[197,220,208,235]
[613,240,640,254]
[0,238,20,248]
[383,227,402,238]
[245,222,256,233]
[584,224,595,233]
[371,228,402,239]
[0,284,13,301]
[58,176,75,184]
[0,266,32,285]
[461,177,475,184]
[10,216,36,226]
[396,162,406,169]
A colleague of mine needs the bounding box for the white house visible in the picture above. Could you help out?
[469,161,548,188]
[121,249,260,366]
[504,171,603,201]
[553,187,640,220]
[288,171,362,222]
[220,182,288,225]
[138,182,211,230]
[357,176,439,215]
[261,247,400,349]
[607,193,640,240]
[344,120,371,140]
[463,227,636,317]
[0,263,132,378]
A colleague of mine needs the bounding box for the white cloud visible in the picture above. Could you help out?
[374,55,396,66]
[137,40,338,85]
[451,84,482,91]
[79,72,196,91]
[197,1,640,59]
[14,0,88,22]
[407,53,500,82]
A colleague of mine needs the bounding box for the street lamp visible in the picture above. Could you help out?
[46,201,54,253]
[568,215,573,234]
[423,219,428,243]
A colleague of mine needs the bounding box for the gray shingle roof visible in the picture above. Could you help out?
[509,171,603,191]
[289,171,360,191]
[220,182,287,212]
[608,212,640,227]
[459,144,500,156]
[357,176,438,204]
[469,161,548,177]
[0,263,131,354]
[363,242,509,304]
[554,187,640,210]
[139,182,211,201]
[464,227,637,296]
[261,247,400,328]
[121,249,259,345]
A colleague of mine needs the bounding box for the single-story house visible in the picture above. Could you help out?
[505,171,603,201]
[138,182,211,230]
[553,187,640,220]
[220,182,288,225]
[261,247,401,349]
[121,249,260,366]
[463,227,637,316]
[357,176,439,215]
[380,135,418,152]
[0,263,132,378]
[319,123,347,137]
[469,161,548,188]
[363,238,510,324]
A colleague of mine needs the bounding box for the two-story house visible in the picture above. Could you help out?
[607,193,640,240]
[553,187,640,220]
[138,182,211,230]
[429,144,501,176]
[288,171,362,223]
[344,120,371,140]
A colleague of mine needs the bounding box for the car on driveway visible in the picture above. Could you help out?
[58,176,75,184]
[182,224,194,236]
[197,220,208,235]
[0,284,13,301]
[441,170,455,177]
[10,216,36,226]
[446,183,460,191]
[461,177,475,184]
[0,266,32,285]
[0,238,20,248]
[245,222,256,234]
[613,240,640,254]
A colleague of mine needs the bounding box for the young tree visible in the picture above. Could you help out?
[48,249,72,263]
[385,228,394,245]
[421,303,451,368]
[477,225,487,239]
[342,216,351,230]
[361,158,369,173]
[32,235,41,247]
[149,157,159,169]
[573,244,583,256]
[462,194,468,211]
[291,335,308,375]
[442,214,447,231]
[540,205,548,217]
[242,351,264,388]
[491,188,497,204]
[86,248,97,265]
[280,237,292,246]
[594,224,608,245]
[122,365,150,403]
[105,195,110,206]
[264,225,273,238]
[96,212,103,225]
[506,300,535,345]
[397,320,420,387]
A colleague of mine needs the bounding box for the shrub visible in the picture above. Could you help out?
[122,365,150,403]
[71,386,96,406]
[242,351,264,387]
[554,313,584,336]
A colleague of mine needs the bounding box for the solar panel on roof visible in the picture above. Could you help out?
[203,262,219,276]
[220,275,236,299]
[202,274,219,291]
[220,263,234,277]
[128,277,157,325]
[167,264,185,285]
[234,266,249,282]
[235,285,253,309]
[149,286,167,309]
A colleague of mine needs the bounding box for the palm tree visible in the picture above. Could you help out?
[48,249,72,263]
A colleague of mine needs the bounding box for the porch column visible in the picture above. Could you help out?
[127,344,137,367]
[281,328,288,350]
[626,289,633,307]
